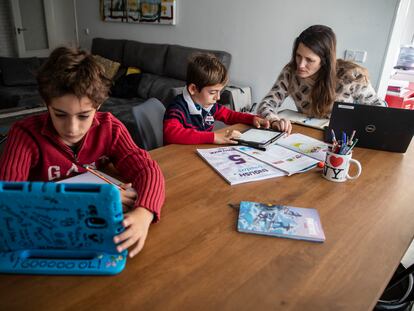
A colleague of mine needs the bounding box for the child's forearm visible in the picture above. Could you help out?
[215,105,255,125]
[163,120,214,144]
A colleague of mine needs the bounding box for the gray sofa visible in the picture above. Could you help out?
[0,57,44,110]
[0,38,232,146]
[91,37,231,144]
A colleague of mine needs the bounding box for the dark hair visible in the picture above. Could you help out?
[288,25,337,117]
[186,53,228,91]
[37,46,110,108]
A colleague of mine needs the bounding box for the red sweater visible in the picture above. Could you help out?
[164,94,256,144]
[0,112,165,220]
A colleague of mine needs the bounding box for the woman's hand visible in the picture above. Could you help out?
[113,207,154,258]
[253,116,270,129]
[214,129,241,144]
[270,118,292,134]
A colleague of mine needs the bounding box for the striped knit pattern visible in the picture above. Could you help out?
[163,94,256,144]
[0,112,165,221]
[257,62,383,120]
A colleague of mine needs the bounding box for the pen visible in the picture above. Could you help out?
[342,131,347,147]
[331,129,337,144]
[346,138,359,154]
[331,141,339,153]
[83,165,127,191]
[349,130,356,145]
[342,138,359,155]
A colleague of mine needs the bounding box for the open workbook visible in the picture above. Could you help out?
[278,109,330,130]
[197,133,330,184]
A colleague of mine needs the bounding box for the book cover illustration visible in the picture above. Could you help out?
[276,133,329,162]
[196,147,285,185]
[237,201,325,242]
[236,144,319,175]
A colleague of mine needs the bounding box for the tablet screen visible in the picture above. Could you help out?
[238,128,282,144]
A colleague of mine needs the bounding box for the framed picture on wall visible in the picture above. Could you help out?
[101,0,176,25]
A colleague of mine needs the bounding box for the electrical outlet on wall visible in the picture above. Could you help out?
[344,49,367,63]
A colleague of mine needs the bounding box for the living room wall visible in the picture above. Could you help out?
[76,0,398,104]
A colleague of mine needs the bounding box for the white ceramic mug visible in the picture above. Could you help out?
[322,150,362,182]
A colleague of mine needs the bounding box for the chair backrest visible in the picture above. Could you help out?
[131,98,166,150]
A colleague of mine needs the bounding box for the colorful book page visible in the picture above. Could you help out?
[236,144,319,176]
[276,133,329,162]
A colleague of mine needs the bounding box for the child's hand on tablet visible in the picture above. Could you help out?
[120,183,137,212]
[253,116,270,129]
[114,207,154,258]
[214,129,241,144]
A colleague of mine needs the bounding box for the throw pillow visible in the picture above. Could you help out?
[93,55,121,80]
[0,57,40,86]
[110,67,142,98]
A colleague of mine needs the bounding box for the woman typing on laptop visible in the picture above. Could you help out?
[257,25,384,134]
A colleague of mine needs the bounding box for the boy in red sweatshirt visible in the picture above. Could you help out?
[0,47,165,258]
[163,53,269,145]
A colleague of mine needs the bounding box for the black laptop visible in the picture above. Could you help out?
[324,102,414,153]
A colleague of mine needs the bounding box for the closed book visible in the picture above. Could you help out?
[237,201,325,242]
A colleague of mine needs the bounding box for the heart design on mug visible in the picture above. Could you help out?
[329,155,343,167]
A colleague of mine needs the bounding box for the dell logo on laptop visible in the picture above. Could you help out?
[365,124,376,133]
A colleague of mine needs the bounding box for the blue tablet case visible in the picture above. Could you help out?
[0,181,127,275]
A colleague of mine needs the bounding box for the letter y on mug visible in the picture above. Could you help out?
[323,151,362,182]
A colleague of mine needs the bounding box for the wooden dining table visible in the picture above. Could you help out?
[1,124,413,311]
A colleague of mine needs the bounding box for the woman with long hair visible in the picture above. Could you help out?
[257,25,383,133]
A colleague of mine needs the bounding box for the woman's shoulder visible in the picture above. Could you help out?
[336,59,369,85]
[275,63,296,86]
[281,63,295,75]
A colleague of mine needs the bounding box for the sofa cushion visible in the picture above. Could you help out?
[164,45,232,81]
[91,38,126,63]
[123,40,168,75]
[147,76,185,104]
[0,85,41,109]
[93,55,121,80]
[137,73,160,99]
[0,57,40,86]
[110,73,142,98]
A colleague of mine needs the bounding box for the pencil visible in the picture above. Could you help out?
[331,129,337,143]
[349,130,356,145]
[83,165,127,191]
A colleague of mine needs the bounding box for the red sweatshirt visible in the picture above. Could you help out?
[0,112,165,220]
[164,92,256,145]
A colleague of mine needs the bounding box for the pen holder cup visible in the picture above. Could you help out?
[322,150,362,182]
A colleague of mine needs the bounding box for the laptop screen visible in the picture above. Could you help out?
[325,102,414,153]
